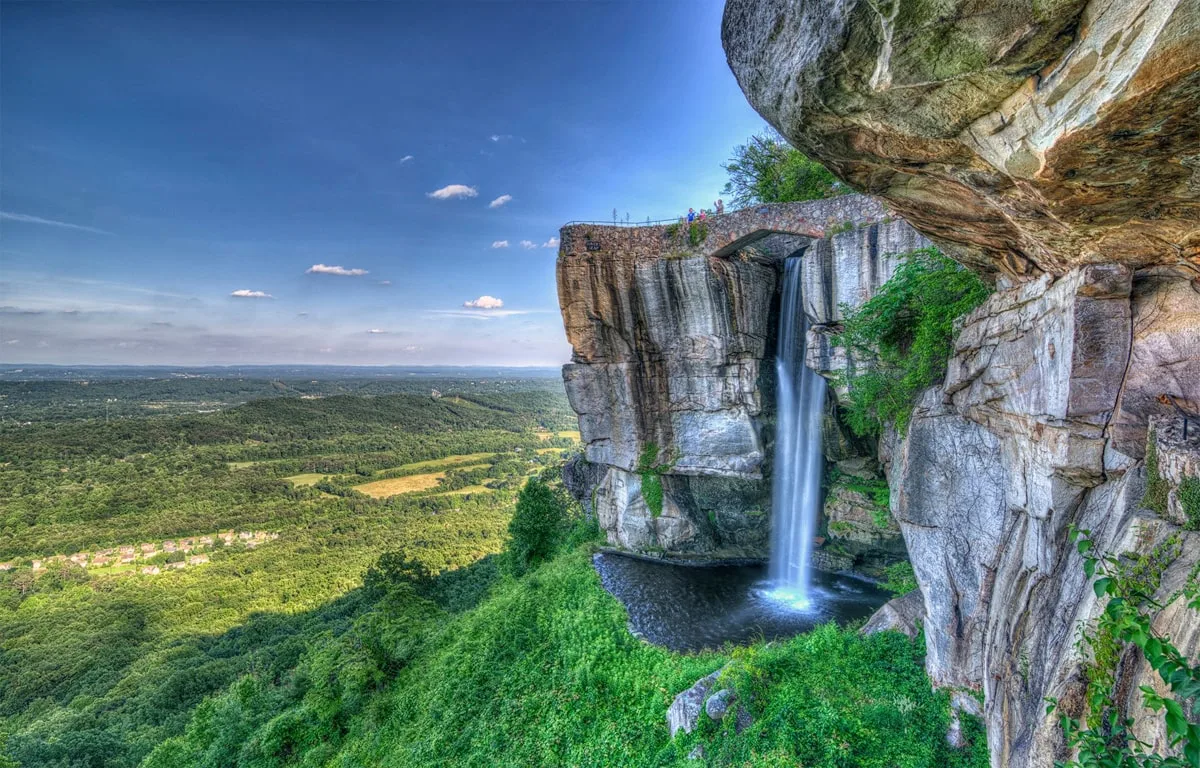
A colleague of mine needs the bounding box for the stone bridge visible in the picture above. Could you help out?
[558,196,890,261]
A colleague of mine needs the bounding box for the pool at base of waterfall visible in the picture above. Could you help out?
[593,552,891,652]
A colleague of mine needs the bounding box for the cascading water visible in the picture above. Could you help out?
[767,256,827,609]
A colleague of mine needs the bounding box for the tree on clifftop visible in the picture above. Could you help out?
[722,129,843,208]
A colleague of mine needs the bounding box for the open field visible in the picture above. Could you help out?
[285,473,328,486]
[376,452,496,475]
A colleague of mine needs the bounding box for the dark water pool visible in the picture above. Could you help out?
[593,552,890,652]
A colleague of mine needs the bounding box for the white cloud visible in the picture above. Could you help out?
[367,328,387,334]
[463,295,504,309]
[3,339,18,345]
[427,184,478,200]
[231,289,273,299]
[520,240,537,249]
[399,155,414,164]
[378,280,392,286]
[1,211,112,235]
[488,194,512,209]
[307,264,368,276]
[542,237,560,248]
[491,240,509,249]
[403,345,422,352]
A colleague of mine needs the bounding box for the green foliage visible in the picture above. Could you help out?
[687,220,708,247]
[636,442,672,518]
[1180,478,1200,531]
[664,222,680,238]
[698,625,986,768]
[1050,529,1200,767]
[722,129,844,207]
[831,470,891,528]
[834,248,992,437]
[0,381,574,767]
[504,478,565,576]
[1145,430,1170,515]
[148,547,984,768]
[882,561,919,596]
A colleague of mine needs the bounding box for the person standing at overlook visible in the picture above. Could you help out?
[715,199,725,214]
[687,208,696,223]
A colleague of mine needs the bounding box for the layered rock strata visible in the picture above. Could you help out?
[723,0,1200,279]
[557,196,924,554]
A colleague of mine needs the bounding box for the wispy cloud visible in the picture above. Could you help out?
[1,211,113,235]
[231,289,273,299]
[378,280,392,286]
[488,194,512,209]
[491,240,510,249]
[427,184,478,200]
[366,328,387,334]
[307,263,368,277]
[399,155,414,164]
[520,240,537,249]
[543,237,560,248]
[430,309,539,321]
[489,134,513,142]
[463,295,504,309]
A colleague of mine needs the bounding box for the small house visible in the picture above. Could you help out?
[141,566,160,575]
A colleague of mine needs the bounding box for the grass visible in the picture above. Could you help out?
[148,544,987,768]
[433,485,496,496]
[284,472,328,487]
[355,468,487,498]
[377,452,497,475]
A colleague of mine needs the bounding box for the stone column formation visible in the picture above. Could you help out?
[721,1,1199,766]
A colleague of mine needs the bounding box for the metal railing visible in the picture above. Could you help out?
[562,216,686,227]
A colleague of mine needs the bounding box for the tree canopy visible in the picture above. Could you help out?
[721,130,844,208]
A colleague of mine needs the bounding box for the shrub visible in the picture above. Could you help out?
[504,478,565,575]
[1181,477,1200,531]
[1144,430,1170,515]
[1051,529,1200,767]
[722,129,844,206]
[687,220,708,247]
[881,561,918,596]
[636,442,671,518]
[834,248,991,437]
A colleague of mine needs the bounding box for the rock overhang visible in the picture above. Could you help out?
[722,0,1200,279]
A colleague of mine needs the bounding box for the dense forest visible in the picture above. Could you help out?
[0,375,986,768]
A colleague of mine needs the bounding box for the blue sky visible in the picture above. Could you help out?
[0,1,764,366]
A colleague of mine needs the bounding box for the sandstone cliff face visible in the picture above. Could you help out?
[723,0,1200,279]
[557,196,923,555]
[723,3,1200,764]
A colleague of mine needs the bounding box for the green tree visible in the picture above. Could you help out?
[505,478,564,575]
[721,129,843,207]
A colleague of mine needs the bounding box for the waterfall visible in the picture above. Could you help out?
[767,256,827,608]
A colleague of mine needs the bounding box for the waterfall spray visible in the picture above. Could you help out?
[767,256,827,609]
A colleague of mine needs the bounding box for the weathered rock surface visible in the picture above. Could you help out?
[723,0,1200,278]
[667,670,721,738]
[704,688,737,721]
[1151,414,1200,525]
[861,589,924,639]
[558,196,927,554]
[803,217,931,397]
[884,267,1200,767]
